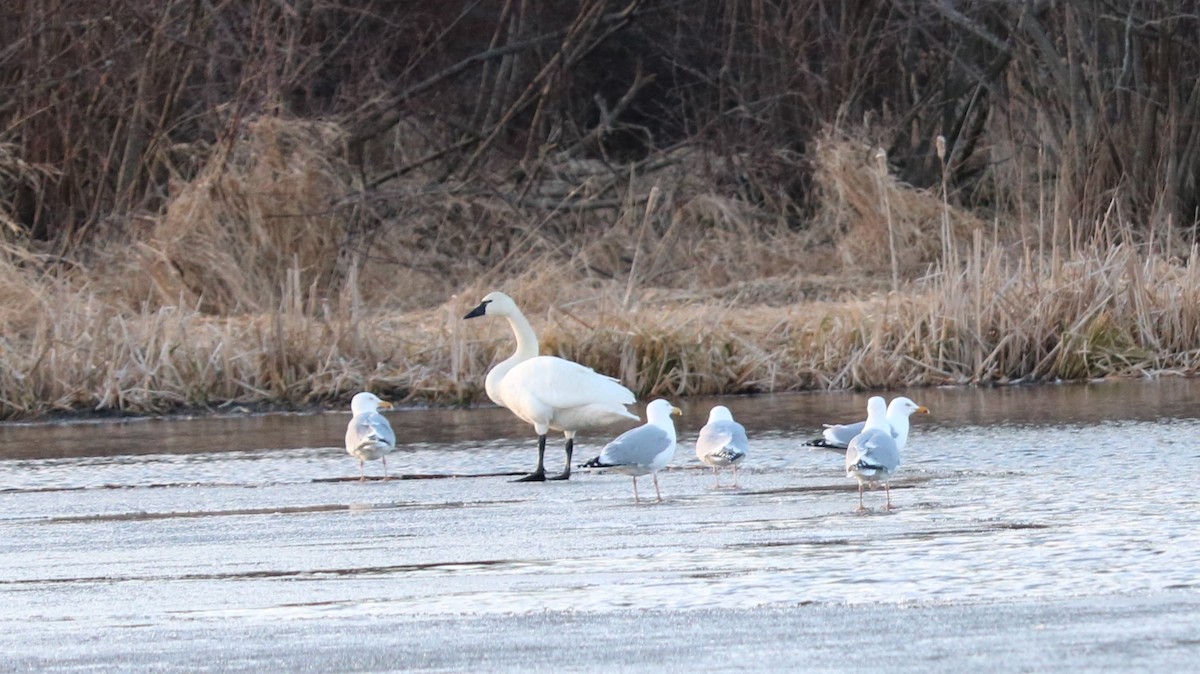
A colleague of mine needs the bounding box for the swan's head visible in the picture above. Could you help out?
[350,392,393,415]
[887,396,930,418]
[464,291,519,320]
[706,405,734,423]
[646,399,683,424]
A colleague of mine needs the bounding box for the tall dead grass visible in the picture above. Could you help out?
[129,118,352,314]
[455,237,1200,398]
[808,130,986,274]
[4,0,1200,418]
[2,116,1200,419]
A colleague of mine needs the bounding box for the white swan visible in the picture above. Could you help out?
[804,396,929,451]
[695,405,749,488]
[583,399,681,503]
[345,392,396,481]
[463,291,639,481]
[845,396,901,511]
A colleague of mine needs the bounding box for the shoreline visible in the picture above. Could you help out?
[0,372,1187,427]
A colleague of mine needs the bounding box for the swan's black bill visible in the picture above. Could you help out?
[463,300,490,319]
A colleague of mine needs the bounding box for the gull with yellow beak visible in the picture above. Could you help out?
[345,392,396,481]
[583,399,682,503]
[845,396,902,511]
[806,396,930,451]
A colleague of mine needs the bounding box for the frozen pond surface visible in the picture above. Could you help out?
[2,380,1200,671]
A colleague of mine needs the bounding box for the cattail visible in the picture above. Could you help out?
[873,148,899,294]
[936,135,952,264]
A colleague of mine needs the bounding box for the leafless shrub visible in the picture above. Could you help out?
[0,1,1198,417]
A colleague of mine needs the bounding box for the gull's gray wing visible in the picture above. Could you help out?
[845,428,899,475]
[808,419,899,449]
[822,421,865,447]
[347,411,396,450]
[599,424,672,467]
[697,419,748,462]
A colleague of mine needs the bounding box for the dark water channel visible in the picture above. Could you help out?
[2,379,1199,672]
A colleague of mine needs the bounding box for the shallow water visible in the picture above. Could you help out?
[2,379,1199,671]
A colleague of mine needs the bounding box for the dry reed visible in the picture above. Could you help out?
[2,118,1199,418]
[5,0,1200,426]
[2,222,1198,419]
[809,129,985,274]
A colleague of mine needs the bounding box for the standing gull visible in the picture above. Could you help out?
[695,405,749,488]
[805,396,929,451]
[845,396,901,511]
[345,392,396,481]
[583,399,681,503]
[464,291,639,481]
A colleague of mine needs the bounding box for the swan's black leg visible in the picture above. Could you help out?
[547,438,573,481]
[514,435,548,482]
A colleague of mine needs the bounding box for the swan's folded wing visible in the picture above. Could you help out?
[504,355,635,410]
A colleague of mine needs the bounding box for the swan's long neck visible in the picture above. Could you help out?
[484,310,541,405]
[504,311,540,362]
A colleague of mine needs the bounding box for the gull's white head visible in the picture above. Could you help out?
[463,291,519,320]
[350,392,393,416]
[707,405,734,423]
[863,396,888,430]
[646,399,683,425]
[887,396,930,418]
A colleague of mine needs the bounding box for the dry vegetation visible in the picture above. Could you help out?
[0,1,1198,418]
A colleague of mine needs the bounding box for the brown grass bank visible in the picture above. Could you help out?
[1,122,1198,419]
[2,2,1199,418]
[4,234,1200,420]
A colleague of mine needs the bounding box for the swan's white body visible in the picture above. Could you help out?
[345,392,396,480]
[464,291,638,480]
[488,353,639,438]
